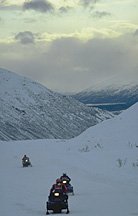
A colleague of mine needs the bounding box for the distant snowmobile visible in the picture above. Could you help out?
[46,188,69,214]
[22,155,32,167]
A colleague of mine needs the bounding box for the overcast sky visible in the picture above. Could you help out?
[0,0,138,93]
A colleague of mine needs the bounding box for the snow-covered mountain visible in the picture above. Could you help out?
[72,84,138,112]
[0,68,113,141]
[0,103,138,216]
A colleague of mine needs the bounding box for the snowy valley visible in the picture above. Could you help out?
[0,103,138,216]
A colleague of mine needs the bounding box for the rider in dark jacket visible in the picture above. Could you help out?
[60,173,71,184]
[50,178,67,194]
[49,178,68,202]
[22,154,31,166]
[22,154,29,161]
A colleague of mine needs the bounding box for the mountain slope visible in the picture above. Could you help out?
[0,68,113,141]
[72,84,138,111]
[0,104,138,216]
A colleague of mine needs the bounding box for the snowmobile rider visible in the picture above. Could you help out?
[22,154,31,165]
[60,173,71,184]
[49,179,68,202]
[50,178,67,194]
[22,154,30,162]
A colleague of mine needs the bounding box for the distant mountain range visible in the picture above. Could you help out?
[0,68,113,141]
[72,84,138,112]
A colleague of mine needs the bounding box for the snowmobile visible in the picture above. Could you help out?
[46,189,69,214]
[22,158,32,167]
[61,178,74,195]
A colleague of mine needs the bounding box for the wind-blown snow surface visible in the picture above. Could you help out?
[0,68,113,141]
[0,103,138,216]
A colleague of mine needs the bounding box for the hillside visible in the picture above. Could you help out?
[0,68,113,141]
[0,103,138,216]
[72,84,138,111]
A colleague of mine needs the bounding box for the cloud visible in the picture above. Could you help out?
[92,11,111,18]
[0,33,138,92]
[59,6,72,14]
[23,0,54,13]
[0,1,21,11]
[23,17,37,23]
[15,31,35,44]
[80,0,100,7]
[0,0,6,4]
[134,29,138,36]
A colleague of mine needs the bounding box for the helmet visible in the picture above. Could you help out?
[56,178,61,184]
[63,173,67,177]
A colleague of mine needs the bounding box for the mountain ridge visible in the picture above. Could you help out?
[72,83,138,111]
[0,68,113,141]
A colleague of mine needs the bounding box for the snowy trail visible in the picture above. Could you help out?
[1,104,138,216]
[1,139,138,216]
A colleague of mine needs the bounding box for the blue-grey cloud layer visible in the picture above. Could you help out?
[1,32,137,92]
[80,0,100,7]
[15,31,35,44]
[23,0,54,13]
[92,11,111,18]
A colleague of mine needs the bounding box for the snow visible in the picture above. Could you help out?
[0,68,114,140]
[73,82,138,112]
[0,103,138,216]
